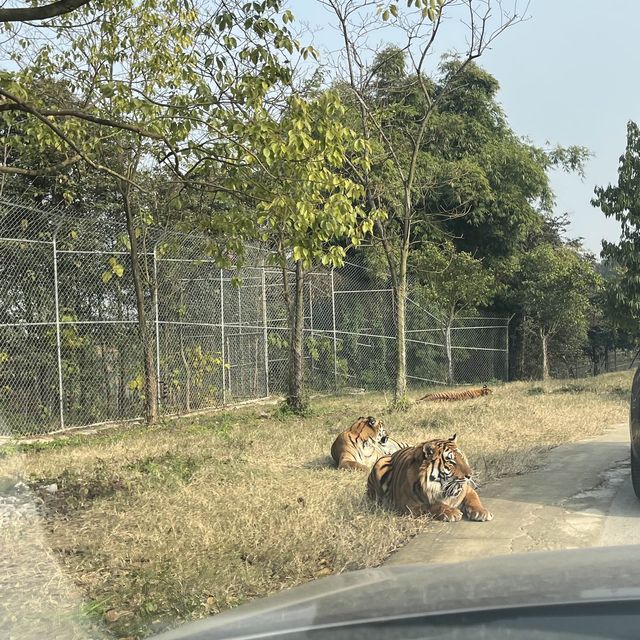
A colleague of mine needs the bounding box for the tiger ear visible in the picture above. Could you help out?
[422,443,435,459]
[448,433,457,443]
[367,416,376,427]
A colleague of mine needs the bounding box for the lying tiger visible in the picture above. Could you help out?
[367,434,493,522]
[420,385,492,402]
[331,416,409,471]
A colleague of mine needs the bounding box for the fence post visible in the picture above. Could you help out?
[308,277,314,384]
[506,314,514,382]
[220,269,226,404]
[505,313,516,382]
[261,268,269,397]
[331,267,338,388]
[153,244,162,412]
[237,282,243,395]
[52,231,65,431]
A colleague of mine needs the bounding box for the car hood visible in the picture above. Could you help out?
[152,545,640,640]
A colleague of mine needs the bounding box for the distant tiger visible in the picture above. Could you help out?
[420,385,492,402]
[331,416,409,471]
[367,434,493,522]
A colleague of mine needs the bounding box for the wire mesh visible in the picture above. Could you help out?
[0,199,511,437]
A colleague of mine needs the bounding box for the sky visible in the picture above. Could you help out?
[291,0,639,256]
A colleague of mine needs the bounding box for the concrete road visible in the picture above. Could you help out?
[387,422,640,566]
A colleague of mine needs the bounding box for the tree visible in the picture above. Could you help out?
[411,241,494,383]
[516,244,599,380]
[0,1,306,423]
[0,0,303,187]
[322,0,525,404]
[249,91,377,412]
[592,120,640,334]
[341,55,588,382]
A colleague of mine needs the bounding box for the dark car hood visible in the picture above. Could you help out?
[152,545,640,640]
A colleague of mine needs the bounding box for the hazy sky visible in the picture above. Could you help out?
[292,0,638,255]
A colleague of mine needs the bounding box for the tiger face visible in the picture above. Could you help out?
[420,434,473,501]
[330,416,403,471]
[360,416,389,446]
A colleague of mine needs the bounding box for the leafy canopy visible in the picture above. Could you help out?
[592,120,640,331]
[251,91,380,269]
[516,243,600,338]
[411,240,495,321]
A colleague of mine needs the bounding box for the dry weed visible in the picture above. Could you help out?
[1,370,633,638]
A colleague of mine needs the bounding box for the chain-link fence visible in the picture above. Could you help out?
[0,199,510,437]
[568,351,638,379]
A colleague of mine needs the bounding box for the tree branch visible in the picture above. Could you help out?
[0,154,82,175]
[0,0,92,23]
[0,102,166,140]
[0,86,146,190]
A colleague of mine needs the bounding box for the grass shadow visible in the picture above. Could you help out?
[301,455,336,470]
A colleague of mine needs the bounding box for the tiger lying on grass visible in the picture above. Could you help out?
[420,385,493,402]
[331,416,409,471]
[367,434,493,522]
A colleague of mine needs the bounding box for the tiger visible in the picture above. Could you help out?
[420,385,493,402]
[331,416,409,471]
[367,434,493,522]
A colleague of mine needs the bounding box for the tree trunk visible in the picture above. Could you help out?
[445,324,454,384]
[179,324,191,413]
[179,288,191,413]
[393,280,408,402]
[393,237,409,402]
[122,183,158,424]
[541,329,550,381]
[519,315,527,379]
[115,289,127,416]
[286,260,306,413]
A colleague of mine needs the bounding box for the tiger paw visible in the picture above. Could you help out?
[466,508,493,522]
[435,507,463,522]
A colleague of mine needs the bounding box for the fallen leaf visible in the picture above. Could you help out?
[104,609,120,623]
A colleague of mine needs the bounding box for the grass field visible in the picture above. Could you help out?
[0,371,634,638]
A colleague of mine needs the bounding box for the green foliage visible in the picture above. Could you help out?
[592,120,640,332]
[251,91,382,269]
[411,241,495,320]
[0,0,608,402]
[128,452,201,484]
[0,0,300,189]
[274,398,313,419]
[388,394,412,412]
[516,244,600,341]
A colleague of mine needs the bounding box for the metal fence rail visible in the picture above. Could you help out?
[0,200,510,436]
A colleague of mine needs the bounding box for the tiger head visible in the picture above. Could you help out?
[480,385,492,396]
[418,434,473,499]
[352,415,389,446]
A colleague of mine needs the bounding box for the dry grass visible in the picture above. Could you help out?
[0,371,633,638]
